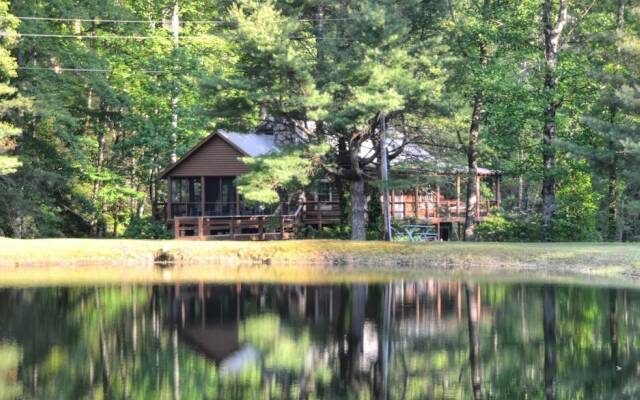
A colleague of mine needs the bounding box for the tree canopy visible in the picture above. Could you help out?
[0,0,638,241]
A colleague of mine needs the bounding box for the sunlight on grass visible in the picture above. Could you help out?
[1,239,639,284]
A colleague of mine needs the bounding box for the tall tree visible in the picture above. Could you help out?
[0,0,27,175]
[540,0,568,240]
[219,0,445,240]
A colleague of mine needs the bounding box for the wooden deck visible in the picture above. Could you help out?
[391,199,497,222]
[301,201,341,228]
[173,206,302,240]
[171,198,498,240]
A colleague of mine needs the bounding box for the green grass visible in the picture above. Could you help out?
[1,238,640,287]
[1,238,640,273]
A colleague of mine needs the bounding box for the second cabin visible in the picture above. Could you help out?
[160,127,501,240]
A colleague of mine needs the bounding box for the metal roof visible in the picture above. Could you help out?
[218,130,279,157]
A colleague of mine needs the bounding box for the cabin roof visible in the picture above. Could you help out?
[218,130,279,157]
[360,139,499,176]
[159,130,279,178]
[161,127,498,179]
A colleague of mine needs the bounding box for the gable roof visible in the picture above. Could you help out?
[218,130,279,157]
[159,130,280,179]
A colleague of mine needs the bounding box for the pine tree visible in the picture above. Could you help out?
[0,0,28,175]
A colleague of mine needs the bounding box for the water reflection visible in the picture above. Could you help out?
[0,280,639,399]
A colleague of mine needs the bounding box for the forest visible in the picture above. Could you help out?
[0,0,638,242]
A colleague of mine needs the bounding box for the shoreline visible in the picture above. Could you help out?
[1,239,640,285]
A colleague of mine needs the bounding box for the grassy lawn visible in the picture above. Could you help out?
[1,237,640,273]
[1,238,640,286]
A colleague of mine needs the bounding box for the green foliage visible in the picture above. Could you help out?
[0,0,28,175]
[237,144,328,204]
[555,171,602,241]
[0,0,638,242]
[0,342,21,400]
[123,217,170,239]
[476,211,542,242]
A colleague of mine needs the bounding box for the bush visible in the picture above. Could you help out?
[123,217,171,239]
[299,224,350,239]
[554,171,601,241]
[476,211,542,242]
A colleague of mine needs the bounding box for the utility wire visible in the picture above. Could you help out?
[1,32,356,42]
[17,66,169,74]
[2,15,367,25]
[9,33,213,40]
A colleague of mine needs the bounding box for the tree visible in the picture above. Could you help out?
[216,0,446,240]
[540,0,569,241]
[0,0,27,175]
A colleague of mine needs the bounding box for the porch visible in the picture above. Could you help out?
[173,208,302,240]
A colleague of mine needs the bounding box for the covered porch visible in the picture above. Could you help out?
[388,172,502,239]
[167,176,302,240]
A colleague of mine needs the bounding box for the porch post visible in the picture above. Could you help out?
[235,191,240,215]
[495,175,502,208]
[174,217,180,239]
[476,175,481,218]
[200,176,205,216]
[167,177,173,221]
[414,187,419,218]
[200,176,205,239]
[435,182,440,218]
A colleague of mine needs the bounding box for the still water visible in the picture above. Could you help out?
[0,279,638,399]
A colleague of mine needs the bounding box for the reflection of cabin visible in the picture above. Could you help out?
[160,129,501,240]
[168,285,260,373]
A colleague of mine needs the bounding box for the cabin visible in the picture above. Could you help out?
[160,129,501,240]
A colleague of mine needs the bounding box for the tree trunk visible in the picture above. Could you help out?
[464,94,482,241]
[607,0,625,241]
[607,149,618,241]
[337,138,350,227]
[541,0,568,241]
[350,178,367,240]
[466,283,482,400]
[518,175,524,209]
[464,40,488,241]
[543,285,556,400]
[170,1,180,164]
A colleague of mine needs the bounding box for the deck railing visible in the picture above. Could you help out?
[391,199,498,220]
[302,201,341,228]
[171,202,278,218]
[173,204,303,240]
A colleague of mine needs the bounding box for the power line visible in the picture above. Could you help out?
[10,33,213,40]
[17,66,169,74]
[1,32,356,42]
[3,15,366,25]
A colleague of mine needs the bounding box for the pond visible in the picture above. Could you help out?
[0,278,638,399]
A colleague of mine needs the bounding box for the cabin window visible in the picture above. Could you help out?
[171,177,201,217]
[205,177,237,216]
[315,180,332,202]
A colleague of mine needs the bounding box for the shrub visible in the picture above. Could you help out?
[476,211,542,242]
[123,217,171,239]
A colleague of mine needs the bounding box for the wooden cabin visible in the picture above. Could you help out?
[160,130,500,240]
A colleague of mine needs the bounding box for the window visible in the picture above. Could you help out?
[315,180,332,202]
[204,177,237,216]
[170,177,201,217]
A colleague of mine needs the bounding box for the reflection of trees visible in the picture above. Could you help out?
[0,342,21,399]
[609,289,618,367]
[0,283,640,399]
[543,285,556,400]
[466,283,483,400]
